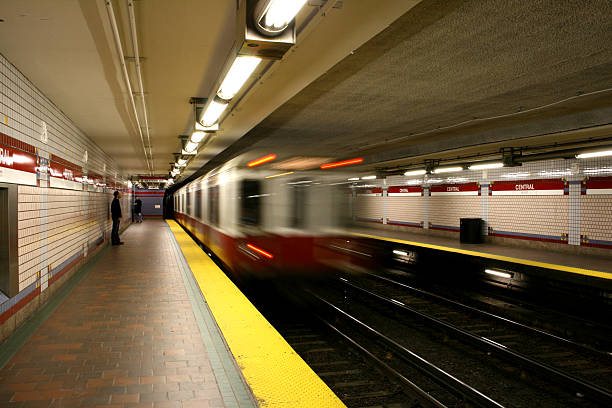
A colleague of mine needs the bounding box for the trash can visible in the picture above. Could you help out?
[460,218,483,244]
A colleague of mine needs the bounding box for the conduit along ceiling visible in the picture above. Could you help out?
[1,0,612,184]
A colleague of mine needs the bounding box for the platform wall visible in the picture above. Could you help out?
[0,53,131,342]
[356,157,612,251]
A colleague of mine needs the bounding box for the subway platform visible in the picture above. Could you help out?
[0,220,343,408]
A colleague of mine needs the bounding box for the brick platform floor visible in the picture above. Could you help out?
[0,220,232,407]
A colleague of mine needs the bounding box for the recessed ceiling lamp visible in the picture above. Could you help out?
[404,169,426,176]
[255,0,308,34]
[576,149,612,159]
[433,166,463,174]
[468,162,504,170]
[217,56,262,100]
[200,98,229,127]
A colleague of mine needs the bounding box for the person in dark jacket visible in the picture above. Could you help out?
[111,191,124,245]
[134,198,143,223]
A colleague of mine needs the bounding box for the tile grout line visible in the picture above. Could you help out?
[164,222,257,408]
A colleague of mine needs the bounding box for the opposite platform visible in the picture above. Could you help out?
[0,220,254,407]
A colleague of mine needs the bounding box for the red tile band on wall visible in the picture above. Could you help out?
[356,187,383,196]
[49,154,83,181]
[430,183,480,196]
[388,186,423,196]
[0,131,37,155]
[582,176,612,195]
[490,179,567,195]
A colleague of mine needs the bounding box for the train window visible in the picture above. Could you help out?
[194,189,202,219]
[240,180,261,226]
[291,181,308,228]
[186,191,192,215]
[208,185,219,226]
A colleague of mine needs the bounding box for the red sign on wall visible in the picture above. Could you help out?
[388,186,423,196]
[0,144,37,173]
[490,179,567,195]
[582,176,612,195]
[356,187,383,196]
[49,155,83,182]
[430,183,480,196]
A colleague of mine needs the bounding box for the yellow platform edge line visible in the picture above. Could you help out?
[166,220,346,408]
[353,232,612,280]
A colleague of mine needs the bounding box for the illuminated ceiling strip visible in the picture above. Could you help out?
[246,243,274,259]
[265,171,294,179]
[320,158,364,169]
[247,154,277,167]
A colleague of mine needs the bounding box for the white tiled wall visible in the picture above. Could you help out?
[0,53,131,294]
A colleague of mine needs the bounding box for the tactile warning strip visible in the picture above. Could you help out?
[166,220,346,408]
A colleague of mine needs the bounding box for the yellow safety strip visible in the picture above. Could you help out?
[167,220,346,408]
[352,232,612,280]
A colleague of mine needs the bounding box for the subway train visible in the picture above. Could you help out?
[172,152,364,280]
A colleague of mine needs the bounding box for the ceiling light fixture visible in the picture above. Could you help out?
[217,56,262,101]
[190,131,207,143]
[468,162,504,170]
[255,0,308,34]
[320,158,364,169]
[200,98,229,127]
[576,149,612,159]
[484,268,513,279]
[361,175,376,180]
[183,141,198,154]
[248,154,277,167]
[195,122,219,131]
[403,169,426,176]
[433,166,463,174]
[347,177,359,181]
[177,158,187,166]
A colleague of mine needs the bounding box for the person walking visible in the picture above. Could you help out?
[111,191,124,245]
[134,197,143,223]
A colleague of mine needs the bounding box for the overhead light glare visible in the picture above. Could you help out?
[433,166,463,174]
[190,131,207,143]
[469,162,504,170]
[485,268,513,279]
[177,158,187,166]
[184,141,198,153]
[246,243,274,259]
[404,169,426,176]
[576,149,612,159]
[393,249,408,257]
[320,158,364,169]
[201,99,229,127]
[347,177,359,181]
[361,175,376,180]
[248,154,277,167]
[265,171,294,179]
[217,56,262,100]
[259,0,308,32]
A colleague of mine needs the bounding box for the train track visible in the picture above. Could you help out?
[307,272,612,407]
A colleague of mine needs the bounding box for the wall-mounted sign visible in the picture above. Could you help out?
[0,133,37,185]
[490,179,567,195]
[582,176,612,195]
[356,187,383,196]
[430,183,480,196]
[388,186,423,197]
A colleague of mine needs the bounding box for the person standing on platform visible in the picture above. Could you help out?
[134,197,143,223]
[111,191,124,245]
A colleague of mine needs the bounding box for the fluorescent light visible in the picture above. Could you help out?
[404,169,426,176]
[184,141,198,153]
[485,268,513,279]
[347,177,359,181]
[576,149,612,159]
[469,162,504,170]
[190,131,207,143]
[217,56,262,100]
[433,166,462,174]
[260,0,308,31]
[393,249,408,257]
[361,175,376,180]
[195,122,218,131]
[177,158,187,166]
[201,99,228,127]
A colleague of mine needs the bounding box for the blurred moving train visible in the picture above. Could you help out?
[172,152,359,280]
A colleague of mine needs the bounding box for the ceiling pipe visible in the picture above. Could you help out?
[127,0,154,172]
[104,0,152,173]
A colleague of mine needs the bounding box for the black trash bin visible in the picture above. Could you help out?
[460,218,483,244]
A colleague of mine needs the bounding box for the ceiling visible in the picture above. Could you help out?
[1,0,611,182]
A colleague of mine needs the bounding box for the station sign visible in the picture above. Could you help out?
[582,176,612,195]
[430,182,480,196]
[49,154,84,189]
[490,179,567,195]
[356,187,383,196]
[388,186,423,197]
[0,133,37,185]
